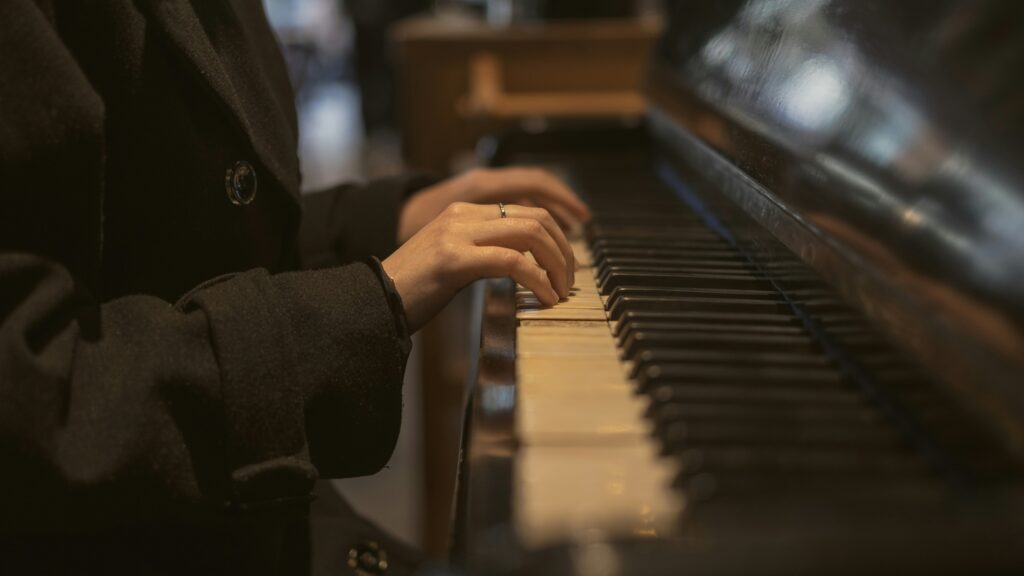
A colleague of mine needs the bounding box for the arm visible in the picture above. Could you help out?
[0,252,409,530]
[0,1,408,530]
[299,167,592,269]
[1,0,575,533]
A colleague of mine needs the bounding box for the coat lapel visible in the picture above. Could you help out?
[140,0,301,203]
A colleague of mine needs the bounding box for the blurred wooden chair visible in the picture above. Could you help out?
[394,15,659,175]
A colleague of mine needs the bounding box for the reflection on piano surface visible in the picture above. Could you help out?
[456,1,1024,574]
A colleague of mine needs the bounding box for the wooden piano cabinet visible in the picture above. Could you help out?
[418,289,476,559]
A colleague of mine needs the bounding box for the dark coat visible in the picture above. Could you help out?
[0,0,420,573]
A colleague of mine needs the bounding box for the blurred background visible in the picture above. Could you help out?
[261,0,663,560]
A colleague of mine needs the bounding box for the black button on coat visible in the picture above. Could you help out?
[226,160,259,205]
[0,0,424,573]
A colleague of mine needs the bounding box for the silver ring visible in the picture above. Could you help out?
[498,202,507,219]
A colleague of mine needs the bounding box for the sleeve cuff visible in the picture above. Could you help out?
[364,256,412,360]
[182,263,412,499]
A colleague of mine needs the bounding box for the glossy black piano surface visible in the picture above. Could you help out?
[651,0,1024,442]
[456,1,1024,574]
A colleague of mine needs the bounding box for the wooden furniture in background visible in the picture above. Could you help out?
[394,16,659,175]
[459,51,647,120]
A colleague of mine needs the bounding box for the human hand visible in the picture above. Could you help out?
[383,201,575,332]
[397,167,591,243]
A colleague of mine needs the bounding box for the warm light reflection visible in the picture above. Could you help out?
[778,57,851,133]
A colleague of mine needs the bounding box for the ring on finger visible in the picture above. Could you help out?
[498,202,507,219]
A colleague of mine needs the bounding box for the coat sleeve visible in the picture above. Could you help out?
[299,175,435,268]
[0,0,409,531]
[1,257,409,530]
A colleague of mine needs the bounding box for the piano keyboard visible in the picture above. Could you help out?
[514,239,683,548]
[507,163,1012,549]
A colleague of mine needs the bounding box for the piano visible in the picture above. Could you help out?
[454,2,1024,574]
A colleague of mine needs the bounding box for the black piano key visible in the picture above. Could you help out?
[605,286,805,313]
[588,224,723,241]
[599,269,775,294]
[620,329,821,360]
[596,262,762,282]
[616,322,805,348]
[591,249,804,268]
[589,246,746,262]
[650,401,882,429]
[676,472,950,503]
[646,382,862,407]
[612,311,803,337]
[598,269,828,295]
[628,348,834,379]
[595,258,757,281]
[658,418,905,450]
[589,214,706,227]
[667,445,928,479]
[597,266,769,291]
[592,247,767,262]
[608,295,795,321]
[589,237,738,252]
[635,363,842,392]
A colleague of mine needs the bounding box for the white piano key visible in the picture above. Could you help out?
[516,444,684,549]
[517,389,649,442]
[513,239,685,549]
